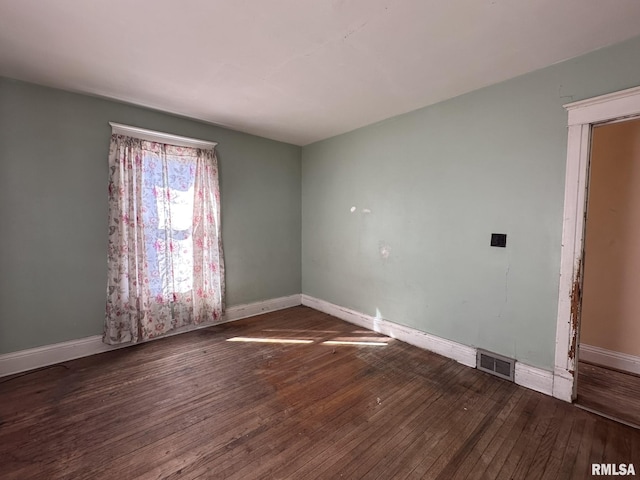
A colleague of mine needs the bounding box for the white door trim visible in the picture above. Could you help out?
[553,85,640,402]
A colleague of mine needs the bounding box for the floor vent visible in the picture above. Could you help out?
[476,349,515,382]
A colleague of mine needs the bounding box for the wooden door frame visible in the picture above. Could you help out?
[553,85,640,402]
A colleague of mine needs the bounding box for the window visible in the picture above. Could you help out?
[104,124,224,345]
[143,146,198,297]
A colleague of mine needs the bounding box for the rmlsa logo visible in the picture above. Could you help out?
[592,463,636,476]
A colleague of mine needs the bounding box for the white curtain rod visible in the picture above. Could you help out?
[109,122,218,149]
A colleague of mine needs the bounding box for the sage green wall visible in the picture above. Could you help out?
[301,35,640,370]
[0,78,301,354]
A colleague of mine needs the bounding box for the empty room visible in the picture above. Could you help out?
[2,1,640,479]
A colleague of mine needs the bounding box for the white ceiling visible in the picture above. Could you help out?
[2,1,640,146]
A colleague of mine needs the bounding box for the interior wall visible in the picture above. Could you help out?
[580,119,640,358]
[301,35,640,371]
[0,78,302,355]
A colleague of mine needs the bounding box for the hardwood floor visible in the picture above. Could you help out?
[1,306,638,479]
[577,360,640,428]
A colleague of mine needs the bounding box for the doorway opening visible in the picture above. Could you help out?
[575,118,640,428]
[553,86,640,407]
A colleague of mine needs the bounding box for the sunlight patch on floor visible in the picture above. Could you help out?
[322,340,388,347]
[227,337,314,344]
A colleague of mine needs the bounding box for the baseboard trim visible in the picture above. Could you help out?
[223,294,302,322]
[302,294,476,367]
[552,369,575,402]
[301,294,555,397]
[0,294,302,378]
[0,293,559,399]
[579,344,640,375]
[0,335,122,379]
[515,363,554,396]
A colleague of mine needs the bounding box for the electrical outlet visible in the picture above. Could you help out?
[490,233,507,247]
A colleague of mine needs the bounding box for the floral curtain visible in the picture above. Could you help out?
[104,134,224,345]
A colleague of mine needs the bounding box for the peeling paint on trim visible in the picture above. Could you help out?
[568,258,583,362]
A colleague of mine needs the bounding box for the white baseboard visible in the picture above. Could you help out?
[301,294,555,397]
[579,344,640,375]
[0,335,123,379]
[301,294,476,367]
[0,294,302,378]
[0,293,560,399]
[552,369,575,402]
[515,363,554,396]
[223,294,301,322]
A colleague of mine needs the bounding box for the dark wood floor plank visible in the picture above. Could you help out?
[604,421,634,472]
[506,398,559,480]
[632,431,640,471]
[570,416,596,480]
[264,351,465,480]
[214,345,426,480]
[392,377,506,479]
[479,393,547,479]
[0,308,320,438]
[523,401,569,479]
[218,376,421,479]
[422,381,516,480]
[540,415,584,480]
[577,360,640,427]
[68,321,375,478]
[82,310,396,478]
[144,348,395,480]
[1,306,639,480]
[448,386,526,480]
[587,417,609,468]
[325,365,492,480]
[465,389,538,480]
